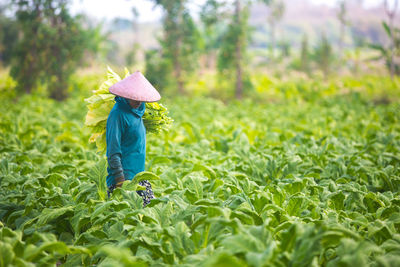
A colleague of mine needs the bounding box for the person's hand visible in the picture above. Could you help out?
[115,176,126,188]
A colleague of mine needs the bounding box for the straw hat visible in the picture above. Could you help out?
[109,71,161,102]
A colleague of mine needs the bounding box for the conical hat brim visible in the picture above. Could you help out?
[109,71,161,102]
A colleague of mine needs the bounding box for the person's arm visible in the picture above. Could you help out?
[108,154,125,187]
[106,112,125,187]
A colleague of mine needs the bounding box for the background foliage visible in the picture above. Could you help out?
[1,0,400,266]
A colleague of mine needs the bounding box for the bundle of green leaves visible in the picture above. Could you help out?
[84,67,172,153]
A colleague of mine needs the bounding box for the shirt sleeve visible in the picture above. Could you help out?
[108,153,124,178]
[106,111,124,178]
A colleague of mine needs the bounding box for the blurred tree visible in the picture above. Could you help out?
[337,1,350,57]
[313,33,334,78]
[218,0,252,99]
[383,0,398,79]
[279,39,290,58]
[125,49,136,67]
[345,48,361,76]
[233,0,244,98]
[0,3,18,67]
[199,0,224,71]
[300,34,310,75]
[126,7,140,67]
[106,40,120,65]
[262,0,285,59]
[351,27,368,48]
[149,0,201,94]
[132,7,139,44]
[369,22,400,76]
[10,0,101,100]
[145,48,172,93]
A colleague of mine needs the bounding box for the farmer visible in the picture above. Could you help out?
[106,71,161,206]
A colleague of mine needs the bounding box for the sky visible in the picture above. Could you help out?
[70,0,385,22]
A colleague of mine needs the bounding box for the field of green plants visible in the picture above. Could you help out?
[1,74,400,266]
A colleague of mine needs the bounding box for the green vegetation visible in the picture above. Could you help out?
[370,21,400,77]
[5,0,101,100]
[1,73,399,266]
[149,0,202,94]
[1,1,400,266]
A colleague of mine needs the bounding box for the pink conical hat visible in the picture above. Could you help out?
[109,71,161,102]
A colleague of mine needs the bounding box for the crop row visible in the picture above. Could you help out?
[1,87,400,266]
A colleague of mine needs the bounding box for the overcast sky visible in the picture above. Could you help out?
[70,0,385,22]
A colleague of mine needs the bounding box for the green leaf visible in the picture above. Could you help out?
[328,192,345,211]
[49,163,76,174]
[0,242,15,267]
[203,252,247,267]
[382,21,392,38]
[89,158,108,200]
[286,196,307,216]
[37,206,74,226]
[133,171,161,182]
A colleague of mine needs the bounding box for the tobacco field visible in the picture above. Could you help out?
[1,75,400,266]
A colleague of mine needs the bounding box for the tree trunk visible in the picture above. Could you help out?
[339,22,344,58]
[25,2,41,94]
[207,50,217,71]
[389,15,395,80]
[175,58,184,95]
[50,77,67,101]
[174,3,184,95]
[235,0,243,99]
[384,0,398,80]
[270,21,276,60]
[50,88,67,101]
[173,37,184,95]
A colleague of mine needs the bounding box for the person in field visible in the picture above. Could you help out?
[105,71,161,206]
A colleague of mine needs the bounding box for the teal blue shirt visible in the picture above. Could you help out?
[106,97,146,187]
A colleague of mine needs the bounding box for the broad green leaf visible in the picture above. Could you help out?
[36,206,74,226]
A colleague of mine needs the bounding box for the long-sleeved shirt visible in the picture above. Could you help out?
[106,96,146,187]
